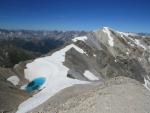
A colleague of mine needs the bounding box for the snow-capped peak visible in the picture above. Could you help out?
[103,27,111,30]
[103,27,110,30]
[102,27,114,47]
[103,27,138,37]
[103,27,115,32]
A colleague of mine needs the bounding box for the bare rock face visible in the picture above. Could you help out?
[0,67,30,113]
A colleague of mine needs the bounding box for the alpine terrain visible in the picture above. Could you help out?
[1,27,150,113]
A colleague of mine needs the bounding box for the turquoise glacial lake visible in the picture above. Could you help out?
[26,77,46,92]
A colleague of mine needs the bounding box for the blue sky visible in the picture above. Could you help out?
[0,0,150,32]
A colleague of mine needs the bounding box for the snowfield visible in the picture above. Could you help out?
[72,36,88,42]
[83,70,99,81]
[16,44,89,113]
[7,75,20,86]
[118,31,138,37]
[134,39,146,50]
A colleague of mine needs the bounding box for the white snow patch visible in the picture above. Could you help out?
[118,31,146,49]
[143,76,150,91]
[83,70,99,81]
[20,84,27,90]
[127,32,138,36]
[134,39,146,50]
[93,54,96,57]
[117,31,138,37]
[72,36,88,42]
[16,44,89,113]
[117,31,129,37]
[7,75,19,86]
[128,42,135,47]
[103,27,114,47]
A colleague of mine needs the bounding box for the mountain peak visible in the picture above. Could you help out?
[102,27,114,31]
[103,27,111,30]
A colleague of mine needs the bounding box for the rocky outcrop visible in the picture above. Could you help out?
[0,67,30,113]
[29,76,150,113]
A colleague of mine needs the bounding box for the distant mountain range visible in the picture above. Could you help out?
[138,32,150,36]
[0,29,88,67]
[0,29,88,40]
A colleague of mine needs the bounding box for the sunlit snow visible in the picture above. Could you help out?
[134,39,146,50]
[72,36,88,42]
[16,44,89,113]
[7,75,20,86]
[84,70,99,81]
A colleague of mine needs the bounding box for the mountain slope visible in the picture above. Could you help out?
[30,76,150,113]
[1,27,150,113]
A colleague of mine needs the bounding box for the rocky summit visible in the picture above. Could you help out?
[1,27,150,113]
